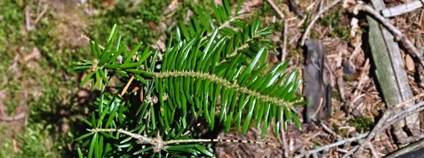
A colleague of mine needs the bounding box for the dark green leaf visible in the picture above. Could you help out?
[139,46,152,63]
[75,132,94,142]
[115,69,129,78]
[74,65,92,72]
[90,40,99,58]
[179,21,190,39]
[211,3,222,24]
[284,106,292,123]
[104,64,120,69]
[235,0,243,15]
[119,62,141,69]
[195,144,214,157]
[242,98,255,133]
[80,72,94,87]
[124,42,143,64]
[77,148,83,158]
[88,133,98,158]
[127,69,154,78]
[107,24,118,43]
[292,111,302,130]
[134,74,148,85]
[98,69,109,86]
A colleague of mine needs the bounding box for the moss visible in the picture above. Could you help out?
[332,91,341,100]
[320,10,350,41]
[0,1,24,53]
[91,0,173,47]
[348,116,374,131]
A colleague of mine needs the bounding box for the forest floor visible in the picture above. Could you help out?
[0,0,423,157]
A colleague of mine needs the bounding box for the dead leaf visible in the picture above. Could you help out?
[148,21,158,29]
[405,54,415,71]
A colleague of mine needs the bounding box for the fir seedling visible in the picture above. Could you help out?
[74,0,305,157]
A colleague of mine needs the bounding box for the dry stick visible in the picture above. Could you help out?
[91,128,277,153]
[348,111,393,156]
[25,7,33,31]
[343,93,424,157]
[0,112,25,121]
[320,122,336,136]
[120,75,135,97]
[280,109,289,157]
[34,5,48,24]
[380,102,424,156]
[266,0,285,19]
[91,128,153,143]
[293,132,369,158]
[341,146,360,158]
[367,142,380,158]
[358,3,424,68]
[383,101,424,131]
[378,93,424,131]
[381,0,424,18]
[300,0,343,46]
[281,19,288,62]
[395,92,424,109]
[280,126,289,157]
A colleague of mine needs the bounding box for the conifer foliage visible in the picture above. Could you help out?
[73,0,305,157]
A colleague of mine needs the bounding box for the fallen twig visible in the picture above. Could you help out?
[25,7,34,31]
[341,146,359,158]
[281,19,288,62]
[34,5,48,24]
[294,132,369,158]
[342,92,424,157]
[383,101,424,131]
[381,0,424,18]
[0,112,26,122]
[280,108,289,157]
[119,75,135,97]
[367,142,380,158]
[266,0,285,19]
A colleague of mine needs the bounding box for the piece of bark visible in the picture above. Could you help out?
[304,39,331,122]
[368,0,418,144]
